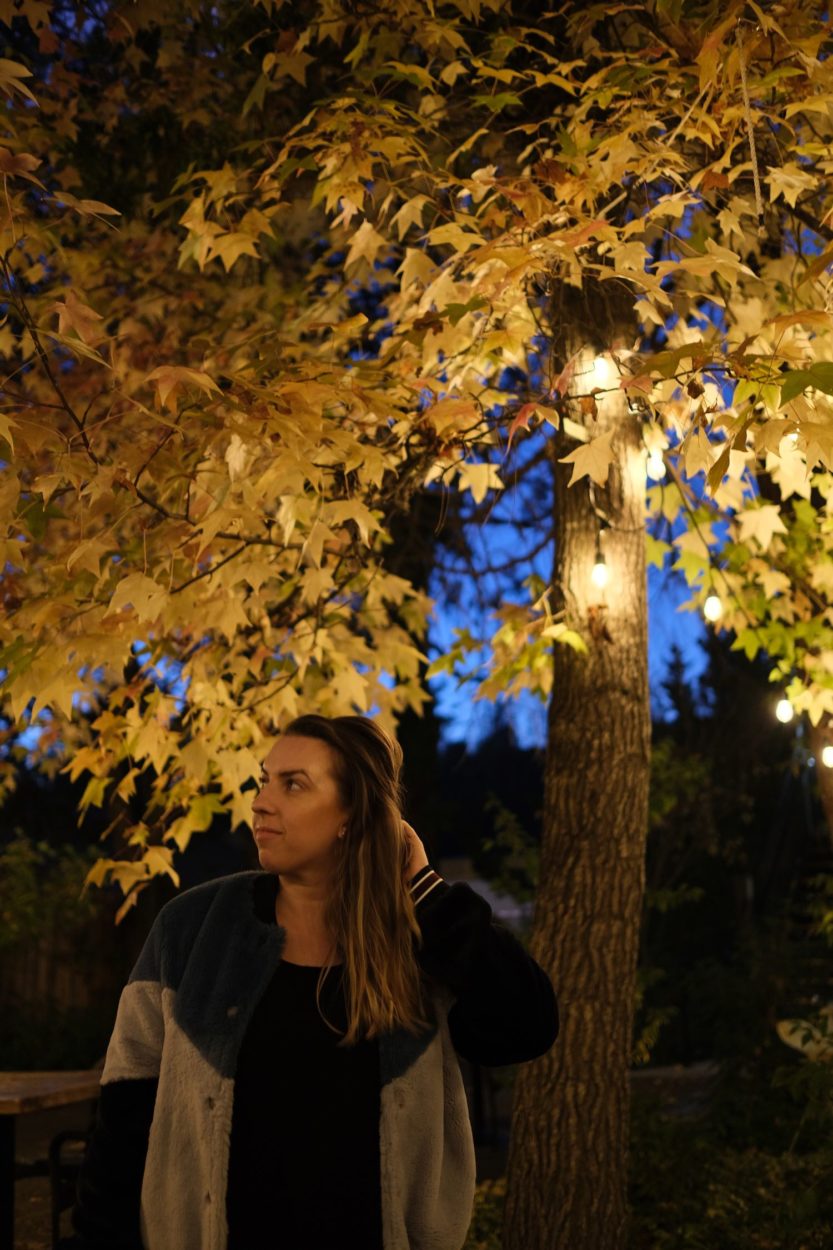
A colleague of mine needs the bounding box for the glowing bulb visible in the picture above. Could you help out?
[775,698,794,724]
[646,450,665,481]
[786,430,799,448]
[591,354,616,388]
[591,558,609,589]
[703,594,723,622]
[822,745,833,768]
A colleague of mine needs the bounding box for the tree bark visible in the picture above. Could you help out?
[502,337,651,1250]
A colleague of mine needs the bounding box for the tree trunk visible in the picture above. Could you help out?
[502,338,651,1250]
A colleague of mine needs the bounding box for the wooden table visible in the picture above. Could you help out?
[0,1070,101,1250]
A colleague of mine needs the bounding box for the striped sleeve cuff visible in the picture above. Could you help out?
[408,865,444,905]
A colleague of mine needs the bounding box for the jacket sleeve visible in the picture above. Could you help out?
[408,865,559,1067]
[59,909,166,1250]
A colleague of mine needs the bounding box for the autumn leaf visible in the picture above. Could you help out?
[48,288,104,345]
[104,573,168,623]
[0,147,44,186]
[457,460,504,502]
[779,363,833,406]
[52,189,121,219]
[558,431,615,487]
[736,504,789,550]
[345,219,388,270]
[0,57,37,103]
[506,401,558,450]
[145,365,222,411]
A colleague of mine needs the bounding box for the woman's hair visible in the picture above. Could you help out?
[279,713,434,1048]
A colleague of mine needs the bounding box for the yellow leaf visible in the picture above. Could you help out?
[682,428,718,479]
[30,667,78,722]
[205,231,262,271]
[180,737,213,780]
[456,460,504,503]
[237,558,279,593]
[558,430,614,487]
[736,503,789,549]
[66,536,110,577]
[0,147,44,186]
[324,499,380,545]
[390,195,429,241]
[53,189,121,218]
[105,572,168,623]
[398,247,437,289]
[301,518,332,568]
[345,219,388,270]
[264,48,314,86]
[0,57,37,103]
[144,845,181,887]
[0,413,17,452]
[145,366,221,412]
[49,288,104,345]
[766,162,817,208]
[440,60,467,85]
[646,534,671,570]
[695,16,737,93]
[426,222,483,252]
[330,664,369,711]
[301,564,335,603]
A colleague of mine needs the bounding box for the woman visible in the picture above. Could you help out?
[63,713,559,1250]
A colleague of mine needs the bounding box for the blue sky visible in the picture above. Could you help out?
[427,559,710,750]
[421,411,715,750]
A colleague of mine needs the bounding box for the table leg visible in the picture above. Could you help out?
[0,1115,14,1250]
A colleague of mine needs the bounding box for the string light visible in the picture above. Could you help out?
[822,745,833,768]
[646,450,666,481]
[703,593,723,622]
[775,697,794,724]
[591,353,616,389]
[591,528,609,588]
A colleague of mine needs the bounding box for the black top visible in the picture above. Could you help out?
[225,872,382,1249]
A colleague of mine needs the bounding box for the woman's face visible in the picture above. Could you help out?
[251,735,350,879]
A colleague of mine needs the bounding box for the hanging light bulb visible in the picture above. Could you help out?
[775,697,794,724]
[591,353,616,389]
[703,593,723,621]
[591,556,609,589]
[591,529,609,589]
[646,450,666,481]
[822,745,833,768]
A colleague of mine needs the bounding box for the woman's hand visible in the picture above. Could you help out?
[402,820,430,881]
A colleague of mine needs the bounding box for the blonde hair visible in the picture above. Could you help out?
[281,714,434,1047]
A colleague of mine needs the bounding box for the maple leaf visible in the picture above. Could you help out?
[457,460,504,503]
[0,57,37,103]
[328,663,369,711]
[558,430,615,487]
[0,147,44,186]
[49,288,104,344]
[145,366,222,412]
[345,219,388,270]
[736,504,789,550]
[390,195,429,240]
[105,573,168,623]
[505,401,560,451]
